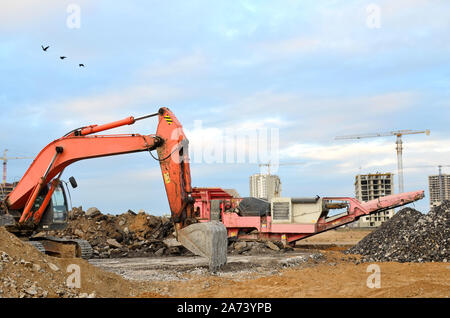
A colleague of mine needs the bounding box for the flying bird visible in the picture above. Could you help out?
[79,64,85,67]
[60,56,67,60]
[41,45,49,51]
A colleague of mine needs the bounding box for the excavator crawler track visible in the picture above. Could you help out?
[30,236,93,260]
[71,239,94,260]
[27,241,46,254]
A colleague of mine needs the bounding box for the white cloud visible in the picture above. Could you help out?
[280,137,450,174]
[44,84,187,124]
[256,37,322,56]
[282,140,392,162]
[250,0,450,60]
[221,90,419,142]
[138,53,209,79]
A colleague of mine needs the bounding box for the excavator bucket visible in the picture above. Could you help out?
[177,221,228,271]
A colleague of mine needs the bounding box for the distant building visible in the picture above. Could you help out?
[353,173,394,228]
[0,183,16,201]
[428,174,450,208]
[249,174,281,202]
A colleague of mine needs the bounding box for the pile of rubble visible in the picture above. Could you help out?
[52,207,295,259]
[347,202,450,262]
[49,207,190,259]
[0,227,129,298]
[228,240,292,255]
[0,240,79,298]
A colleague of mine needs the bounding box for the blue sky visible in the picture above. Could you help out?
[1,0,449,215]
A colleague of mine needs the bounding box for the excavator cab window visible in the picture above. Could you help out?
[51,186,67,222]
[37,183,69,231]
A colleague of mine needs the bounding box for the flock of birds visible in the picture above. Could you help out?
[41,45,85,68]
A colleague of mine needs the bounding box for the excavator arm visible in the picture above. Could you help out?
[2,107,227,270]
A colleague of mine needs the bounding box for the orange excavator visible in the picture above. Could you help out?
[0,107,227,270]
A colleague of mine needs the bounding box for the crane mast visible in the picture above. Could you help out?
[335,129,430,193]
[1,149,33,185]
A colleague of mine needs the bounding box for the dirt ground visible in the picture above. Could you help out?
[299,228,373,244]
[88,229,449,298]
[90,249,450,298]
[164,252,449,298]
[3,226,448,298]
[295,228,373,250]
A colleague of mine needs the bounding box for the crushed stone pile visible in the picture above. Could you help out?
[228,239,293,255]
[347,202,450,262]
[48,207,191,259]
[0,227,141,298]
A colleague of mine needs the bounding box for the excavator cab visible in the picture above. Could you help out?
[36,182,69,232]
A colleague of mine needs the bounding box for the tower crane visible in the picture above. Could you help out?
[335,129,430,193]
[258,160,306,175]
[1,149,33,185]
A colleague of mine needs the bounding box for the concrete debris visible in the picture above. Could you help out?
[24,285,38,296]
[278,253,324,267]
[49,207,191,259]
[265,241,280,251]
[51,207,295,260]
[155,248,166,256]
[228,240,290,255]
[1,251,12,263]
[233,241,247,253]
[347,202,450,262]
[106,238,122,249]
[85,207,101,218]
[163,238,182,248]
[47,263,60,272]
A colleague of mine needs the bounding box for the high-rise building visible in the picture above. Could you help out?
[249,174,281,202]
[353,173,394,227]
[428,174,450,208]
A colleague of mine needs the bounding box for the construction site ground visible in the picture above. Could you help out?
[2,221,448,298]
[295,228,373,250]
[89,229,450,298]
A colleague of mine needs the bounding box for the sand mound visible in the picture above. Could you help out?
[0,227,147,298]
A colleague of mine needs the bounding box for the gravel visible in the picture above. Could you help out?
[346,201,450,262]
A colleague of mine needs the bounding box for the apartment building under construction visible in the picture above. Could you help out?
[428,174,450,208]
[0,183,16,201]
[353,173,395,227]
[249,174,281,202]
